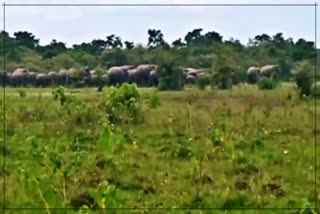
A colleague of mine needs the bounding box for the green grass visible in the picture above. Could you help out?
[0,83,319,214]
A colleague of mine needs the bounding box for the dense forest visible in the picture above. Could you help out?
[0,28,318,81]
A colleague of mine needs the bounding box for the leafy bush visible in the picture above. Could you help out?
[196,75,211,90]
[292,61,314,96]
[257,77,278,90]
[157,56,184,91]
[17,88,27,98]
[52,86,68,106]
[211,52,236,90]
[311,81,320,98]
[148,92,161,109]
[101,83,143,124]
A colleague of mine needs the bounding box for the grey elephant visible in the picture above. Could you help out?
[186,75,197,84]
[26,72,37,86]
[36,73,49,87]
[135,64,157,87]
[10,68,29,87]
[47,71,58,86]
[107,66,129,86]
[260,65,279,78]
[128,68,137,84]
[149,69,159,87]
[120,65,136,70]
[88,70,98,86]
[57,69,69,85]
[247,66,261,84]
[67,68,82,85]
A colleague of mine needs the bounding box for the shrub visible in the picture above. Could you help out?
[311,81,320,98]
[101,83,143,124]
[157,57,184,91]
[148,92,161,109]
[211,62,235,90]
[196,75,211,90]
[257,77,278,90]
[292,61,314,96]
[17,88,27,98]
[52,86,68,106]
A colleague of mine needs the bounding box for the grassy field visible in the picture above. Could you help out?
[0,83,319,214]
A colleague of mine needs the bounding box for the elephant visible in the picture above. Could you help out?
[57,69,69,85]
[260,65,279,78]
[107,66,129,86]
[89,73,98,86]
[149,69,159,87]
[186,75,197,84]
[26,72,37,86]
[128,68,137,84]
[197,72,206,79]
[120,65,136,70]
[135,64,157,87]
[247,66,261,84]
[10,68,30,87]
[47,71,58,86]
[36,73,49,87]
[184,68,207,78]
[67,67,82,85]
[87,70,98,86]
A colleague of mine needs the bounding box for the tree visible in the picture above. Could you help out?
[50,52,77,70]
[14,31,39,49]
[203,31,223,43]
[184,28,203,45]
[38,39,67,59]
[292,39,315,61]
[211,47,238,89]
[99,49,128,68]
[91,39,107,53]
[157,54,184,91]
[0,31,24,62]
[147,29,165,48]
[124,41,134,50]
[172,38,185,49]
[254,33,271,45]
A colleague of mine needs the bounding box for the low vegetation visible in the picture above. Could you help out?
[0,84,319,213]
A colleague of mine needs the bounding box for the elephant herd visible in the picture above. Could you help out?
[0,63,279,88]
[247,64,280,84]
[0,64,210,88]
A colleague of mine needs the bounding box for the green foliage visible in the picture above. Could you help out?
[257,77,279,90]
[211,47,238,90]
[148,92,161,109]
[2,85,319,211]
[101,83,143,124]
[99,49,128,68]
[17,88,27,98]
[1,30,316,85]
[50,53,76,70]
[52,86,68,106]
[292,61,314,96]
[196,74,211,90]
[311,81,320,98]
[157,55,184,91]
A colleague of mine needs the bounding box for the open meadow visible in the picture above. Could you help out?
[0,83,319,213]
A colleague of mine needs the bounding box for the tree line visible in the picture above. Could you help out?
[0,28,318,81]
